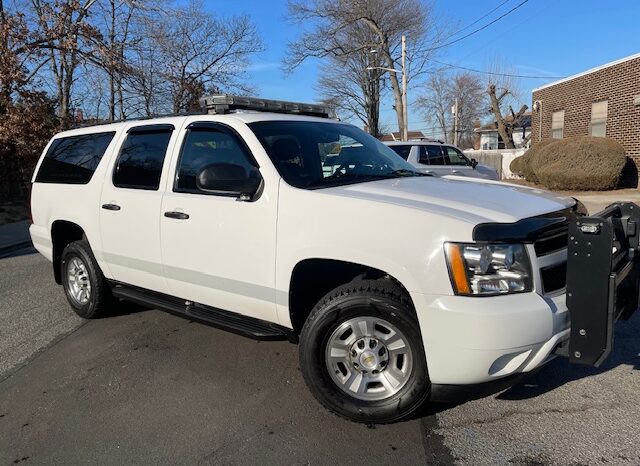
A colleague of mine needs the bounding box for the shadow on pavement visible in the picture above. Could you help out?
[0,245,36,260]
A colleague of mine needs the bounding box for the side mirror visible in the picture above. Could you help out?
[470,158,479,168]
[196,163,262,199]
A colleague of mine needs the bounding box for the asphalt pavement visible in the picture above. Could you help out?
[1,252,639,465]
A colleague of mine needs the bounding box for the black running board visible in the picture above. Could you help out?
[110,283,294,342]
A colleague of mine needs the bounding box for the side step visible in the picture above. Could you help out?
[111,284,294,342]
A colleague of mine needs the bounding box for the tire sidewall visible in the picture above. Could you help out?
[61,241,101,318]
[300,292,430,423]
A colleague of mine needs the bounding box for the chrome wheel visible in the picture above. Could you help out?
[67,257,91,305]
[325,316,413,401]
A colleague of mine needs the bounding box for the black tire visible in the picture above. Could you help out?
[299,278,430,424]
[60,240,113,319]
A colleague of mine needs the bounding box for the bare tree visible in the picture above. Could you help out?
[286,0,441,136]
[30,0,102,128]
[487,83,529,149]
[146,1,263,113]
[416,71,450,142]
[317,26,387,137]
[416,71,483,147]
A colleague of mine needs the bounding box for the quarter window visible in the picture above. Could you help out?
[36,132,115,184]
[551,110,564,139]
[590,100,607,137]
[113,127,173,190]
[388,145,412,160]
[175,126,257,193]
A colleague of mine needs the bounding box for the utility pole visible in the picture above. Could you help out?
[401,34,408,142]
[453,98,459,146]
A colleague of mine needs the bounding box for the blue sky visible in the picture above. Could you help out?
[210,0,640,136]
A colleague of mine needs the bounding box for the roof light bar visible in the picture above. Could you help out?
[199,94,336,119]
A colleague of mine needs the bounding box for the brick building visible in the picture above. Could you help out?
[531,53,640,170]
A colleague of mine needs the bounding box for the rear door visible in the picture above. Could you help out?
[99,123,178,292]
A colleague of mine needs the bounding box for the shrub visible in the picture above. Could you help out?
[509,154,526,177]
[533,137,627,191]
[509,139,554,183]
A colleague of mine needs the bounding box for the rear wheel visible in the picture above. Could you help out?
[299,279,430,424]
[61,240,113,319]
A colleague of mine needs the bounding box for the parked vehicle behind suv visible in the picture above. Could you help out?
[385,140,499,180]
[29,95,639,424]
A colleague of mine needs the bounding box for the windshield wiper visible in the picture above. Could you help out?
[306,173,394,188]
[390,169,432,177]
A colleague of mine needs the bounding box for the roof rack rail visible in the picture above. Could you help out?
[199,94,336,119]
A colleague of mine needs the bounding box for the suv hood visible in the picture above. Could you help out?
[324,176,575,224]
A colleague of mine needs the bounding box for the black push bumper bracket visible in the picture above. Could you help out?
[566,202,640,366]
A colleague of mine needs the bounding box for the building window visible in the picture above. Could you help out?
[590,100,607,137]
[551,110,564,139]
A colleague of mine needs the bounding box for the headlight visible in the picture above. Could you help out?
[444,243,532,296]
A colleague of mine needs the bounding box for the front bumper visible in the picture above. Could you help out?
[412,291,569,385]
[413,201,640,387]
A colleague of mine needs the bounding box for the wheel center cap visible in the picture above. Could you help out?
[360,351,378,369]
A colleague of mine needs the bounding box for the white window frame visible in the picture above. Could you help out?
[551,110,564,139]
[590,100,608,137]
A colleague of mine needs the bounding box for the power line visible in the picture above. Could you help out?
[427,0,530,52]
[429,58,566,79]
[446,0,513,40]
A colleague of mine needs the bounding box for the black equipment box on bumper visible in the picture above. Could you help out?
[566,202,640,366]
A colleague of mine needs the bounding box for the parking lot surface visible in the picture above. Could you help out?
[1,252,639,465]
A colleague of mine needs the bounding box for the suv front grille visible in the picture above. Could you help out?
[540,262,567,294]
[535,225,568,295]
[534,231,568,256]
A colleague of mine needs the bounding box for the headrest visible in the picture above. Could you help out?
[272,138,301,162]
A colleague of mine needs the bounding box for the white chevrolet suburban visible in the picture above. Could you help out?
[29,95,639,424]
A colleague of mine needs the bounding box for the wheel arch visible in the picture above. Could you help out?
[51,220,88,284]
[288,258,415,336]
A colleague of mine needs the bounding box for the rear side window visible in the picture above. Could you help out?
[388,145,412,160]
[35,132,115,184]
[113,126,173,190]
[419,145,445,165]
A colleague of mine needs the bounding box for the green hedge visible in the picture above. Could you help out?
[510,137,627,191]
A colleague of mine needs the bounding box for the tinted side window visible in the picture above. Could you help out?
[175,127,256,193]
[444,146,469,166]
[419,145,445,165]
[36,132,115,184]
[388,145,412,160]
[113,129,172,190]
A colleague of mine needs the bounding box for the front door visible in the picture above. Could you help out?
[99,123,176,292]
[442,146,475,177]
[160,122,278,323]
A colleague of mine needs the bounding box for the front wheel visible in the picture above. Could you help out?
[299,279,430,424]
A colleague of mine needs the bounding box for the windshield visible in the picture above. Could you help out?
[249,121,424,189]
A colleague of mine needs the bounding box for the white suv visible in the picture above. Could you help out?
[29,95,638,424]
[385,140,499,180]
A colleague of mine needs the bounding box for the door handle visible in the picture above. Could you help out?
[101,203,121,211]
[164,211,189,220]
